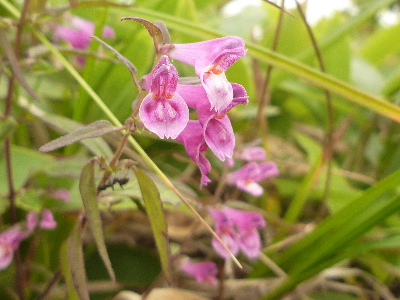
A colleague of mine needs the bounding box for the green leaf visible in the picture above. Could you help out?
[134,167,172,284]
[79,159,116,282]
[67,221,90,300]
[0,145,54,191]
[39,120,122,152]
[382,67,400,97]
[359,22,400,66]
[19,97,114,158]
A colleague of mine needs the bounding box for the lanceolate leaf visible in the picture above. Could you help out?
[134,167,172,284]
[79,159,116,282]
[39,120,122,152]
[19,98,113,157]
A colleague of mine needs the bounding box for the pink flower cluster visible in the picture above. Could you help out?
[0,210,57,271]
[209,206,266,259]
[139,37,248,188]
[178,206,266,285]
[227,147,279,196]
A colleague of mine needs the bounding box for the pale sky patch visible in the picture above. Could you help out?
[223,0,353,25]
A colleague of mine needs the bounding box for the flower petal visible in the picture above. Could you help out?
[139,92,189,139]
[176,121,211,188]
[223,207,266,231]
[180,258,218,285]
[202,115,235,161]
[208,207,240,258]
[26,211,38,232]
[165,36,246,71]
[40,209,57,230]
[201,71,233,112]
[238,229,262,259]
[211,230,240,259]
[164,37,246,112]
[239,147,266,161]
[0,242,14,270]
[54,25,90,49]
[236,180,264,197]
[176,84,208,110]
[253,162,279,181]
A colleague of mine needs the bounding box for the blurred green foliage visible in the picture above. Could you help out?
[2,0,400,299]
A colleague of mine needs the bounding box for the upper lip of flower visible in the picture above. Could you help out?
[162,36,247,112]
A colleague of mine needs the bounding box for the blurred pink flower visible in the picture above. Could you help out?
[208,207,239,259]
[180,258,218,285]
[163,36,247,112]
[226,162,279,197]
[0,209,57,271]
[51,188,71,202]
[139,56,189,139]
[209,206,266,259]
[53,15,115,65]
[39,209,57,230]
[239,147,266,162]
[26,211,38,232]
[223,207,266,259]
[0,225,28,270]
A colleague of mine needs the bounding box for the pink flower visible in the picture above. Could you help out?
[208,208,239,259]
[239,147,266,161]
[175,121,211,188]
[223,207,266,259]
[180,258,218,285]
[176,83,248,161]
[139,56,189,139]
[209,206,266,259]
[53,15,115,65]
[162,37,247,112]
[26,211,38,232]
[51,188,71,202]
[0,225,28,270]
[54,15,115,49]
[39,210,57,230]
[226,162,279,197]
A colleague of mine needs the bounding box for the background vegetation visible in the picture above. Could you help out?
[2,0,400,299]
